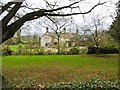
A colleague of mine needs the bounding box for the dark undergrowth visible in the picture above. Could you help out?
[2,78,120,90]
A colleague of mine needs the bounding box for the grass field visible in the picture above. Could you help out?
[9,44,27,51]
[9,45,20,51]
[2,55,118,87]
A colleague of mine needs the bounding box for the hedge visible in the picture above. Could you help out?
[87,47,119,54]
[2,79,120,90]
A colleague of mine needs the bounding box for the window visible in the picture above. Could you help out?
[54,42,57,45]
[45,43,49,46]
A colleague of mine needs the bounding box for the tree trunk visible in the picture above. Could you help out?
[95,42,99,54]
[29,40,32,55]
[96,43,99,49]
[16,29,22,44]
[118,41,120,85]
[57,37,60,55]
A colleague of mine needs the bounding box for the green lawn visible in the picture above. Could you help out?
[9,44,27,51]
[2,55,118,87]
[9,45,19,51]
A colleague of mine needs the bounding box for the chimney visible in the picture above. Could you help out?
[46,27,49,32]
[76,29,79,33]
[63,28,66,33]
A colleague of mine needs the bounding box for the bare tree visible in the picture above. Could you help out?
[81,14,107,49]
[41,17,73,54]
[0,0,107,44]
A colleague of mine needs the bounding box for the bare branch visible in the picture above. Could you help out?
[1,0,108,44]
[44,1,107,16]
[44,1,82,12]
[1,2,14,13]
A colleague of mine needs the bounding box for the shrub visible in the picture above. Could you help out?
[48,79,119,90]
[68,47,80,55]
[32,46,44,55]
[104,47,119,54]
[79,48,88,54]
[87,47,119,54]
[13,45,28,55]
[2,79,119,89]
[2,46,12,55]
[59,51,68,55]
[33,50,44,55]
[43,50,52,55]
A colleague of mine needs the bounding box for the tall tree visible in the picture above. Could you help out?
[0,0,107,44]
[41,17,73,54]
[81,14,107,49]
[109,0,120,83]
[109,1,120,44]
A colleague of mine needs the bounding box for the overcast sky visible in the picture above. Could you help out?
[0,0,118,35]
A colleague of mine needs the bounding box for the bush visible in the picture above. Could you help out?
[2,46,12,55]
[104,47,119,54]
[48,79,119,90]
[2,79,119,89]
[33,50,44,55]
[32,46,44,55]
[87,47,119,54]
[68,47,80,55]
[59,51,68,55]
[79,48,88,54]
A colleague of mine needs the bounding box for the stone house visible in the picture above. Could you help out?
[41,28,84,52]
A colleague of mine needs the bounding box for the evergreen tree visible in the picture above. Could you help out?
[109,0,120,85]
[110,1,120,43]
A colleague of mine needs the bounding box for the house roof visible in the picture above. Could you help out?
[41,31,80,39]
